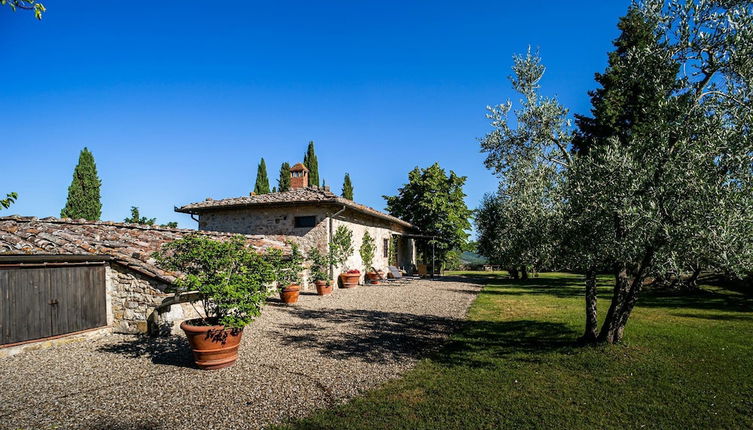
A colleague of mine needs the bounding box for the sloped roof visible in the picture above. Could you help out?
[290,163,308,171]
[175,186,416,229]
[0,216,288,284]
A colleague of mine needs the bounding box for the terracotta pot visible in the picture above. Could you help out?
[339,272,360,288]
[280,284,301,304]
[366,272,381,285]
[180,318,244,370]
[315,280,333,295]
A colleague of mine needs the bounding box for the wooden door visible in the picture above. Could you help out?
[0,264,107,345]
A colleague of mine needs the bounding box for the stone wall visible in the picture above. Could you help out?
[107,264,200,335]
[196,205,416,288]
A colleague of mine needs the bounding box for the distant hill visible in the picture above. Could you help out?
[461,251,488,266]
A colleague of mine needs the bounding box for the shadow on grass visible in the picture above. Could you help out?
[96,335,196,368]
[638,289,753,313]
[435,319,580,368]
[455,272,753,314]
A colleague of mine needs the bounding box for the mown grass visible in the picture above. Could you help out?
[276,272,753,429]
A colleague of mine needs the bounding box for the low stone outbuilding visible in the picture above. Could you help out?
[175,170,420,285]
[0,216,286,354]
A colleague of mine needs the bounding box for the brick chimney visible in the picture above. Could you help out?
[290,163,309,189]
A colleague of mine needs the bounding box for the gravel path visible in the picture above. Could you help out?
[0,277,480,430]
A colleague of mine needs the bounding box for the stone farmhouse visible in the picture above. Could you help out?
[175,163,419,285]
[0,216,286,355]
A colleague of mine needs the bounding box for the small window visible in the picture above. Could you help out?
[383,238,389,258]
[294,216,317,228]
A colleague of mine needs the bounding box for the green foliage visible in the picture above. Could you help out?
[384,163,471,265]
[278,162,291,192]
[1,192,17,210]
[60,148,102,221]
[359,231,376,271]
[307,247,331,283]
[124,206,156,225]
[154,235,275,328]
[124,206,177,228]
[1,0,45,19]
[271,242,304,287]
[478,49,570,273]
[303,141,320,187]
[342,173,354,200]
[572,5,680,154]
[330,225,354,269]
[389,235,399,266]
[254,158,271,195]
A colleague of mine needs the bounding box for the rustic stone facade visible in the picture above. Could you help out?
[107,264,200,334]
[197,205,416,287]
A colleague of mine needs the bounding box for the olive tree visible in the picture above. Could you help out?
[478,49,570,278]
[566,0,753,344]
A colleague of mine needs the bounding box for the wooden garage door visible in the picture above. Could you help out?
[0,264,107,346]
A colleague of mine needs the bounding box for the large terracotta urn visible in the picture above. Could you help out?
[180,319,243,370]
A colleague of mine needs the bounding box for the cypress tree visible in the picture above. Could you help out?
[303,141,319,186]
[278,162,291,192]
[573,6,680,154]
[61,147,102,220]
[254,158,271,195]
[342,173,354,200]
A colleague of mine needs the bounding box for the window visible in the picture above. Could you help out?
[383,238,389,258]
[294,216,317,228]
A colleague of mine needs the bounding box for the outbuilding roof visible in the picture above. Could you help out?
[0,216,288,284]
[175,186,416,229]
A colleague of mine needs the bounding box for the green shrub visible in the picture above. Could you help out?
[154,234,275,329]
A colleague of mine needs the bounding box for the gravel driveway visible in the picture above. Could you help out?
[0,277,479,430]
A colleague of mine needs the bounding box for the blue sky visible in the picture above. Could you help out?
[1,1,631,228]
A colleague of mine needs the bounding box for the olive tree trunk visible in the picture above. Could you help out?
[580,268,599,343]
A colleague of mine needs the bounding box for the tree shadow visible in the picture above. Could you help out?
[638,289,753,313]
[96,335,197,368]
[273,307,465,364]
[434,319,580,369]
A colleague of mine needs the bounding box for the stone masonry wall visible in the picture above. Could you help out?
[197,205,416,288]
[107,264,200,334]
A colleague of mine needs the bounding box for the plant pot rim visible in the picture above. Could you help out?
[282,284,301,292]
[180,318,244,333]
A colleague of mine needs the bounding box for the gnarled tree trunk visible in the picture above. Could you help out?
[520,265,529,280]
[580,268,598,343]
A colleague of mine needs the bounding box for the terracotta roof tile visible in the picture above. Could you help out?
[175,186,415,229]
[0,216,288,284]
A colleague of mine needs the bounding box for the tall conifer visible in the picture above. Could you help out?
[303,141,319,186]
[342,173,354,200]
[278,162,291,192]
[61,147,102,220]
[254,158,270,194]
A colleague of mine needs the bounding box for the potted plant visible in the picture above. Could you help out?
[275,242,304,304]
[360,231,380,284]
[154,234,274,370]
[330,225,358,287]
[308,247,333,295]
[340,269,361,288]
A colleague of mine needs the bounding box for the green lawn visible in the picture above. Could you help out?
[277,272,753,429]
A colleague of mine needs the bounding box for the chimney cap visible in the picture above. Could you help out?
[290,163,308,172]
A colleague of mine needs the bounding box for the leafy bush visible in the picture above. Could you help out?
[154,234,275,329]
[359,231,376,272]
[308,247,331,283]
[273,241,304,288]
[330,225,354,269]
